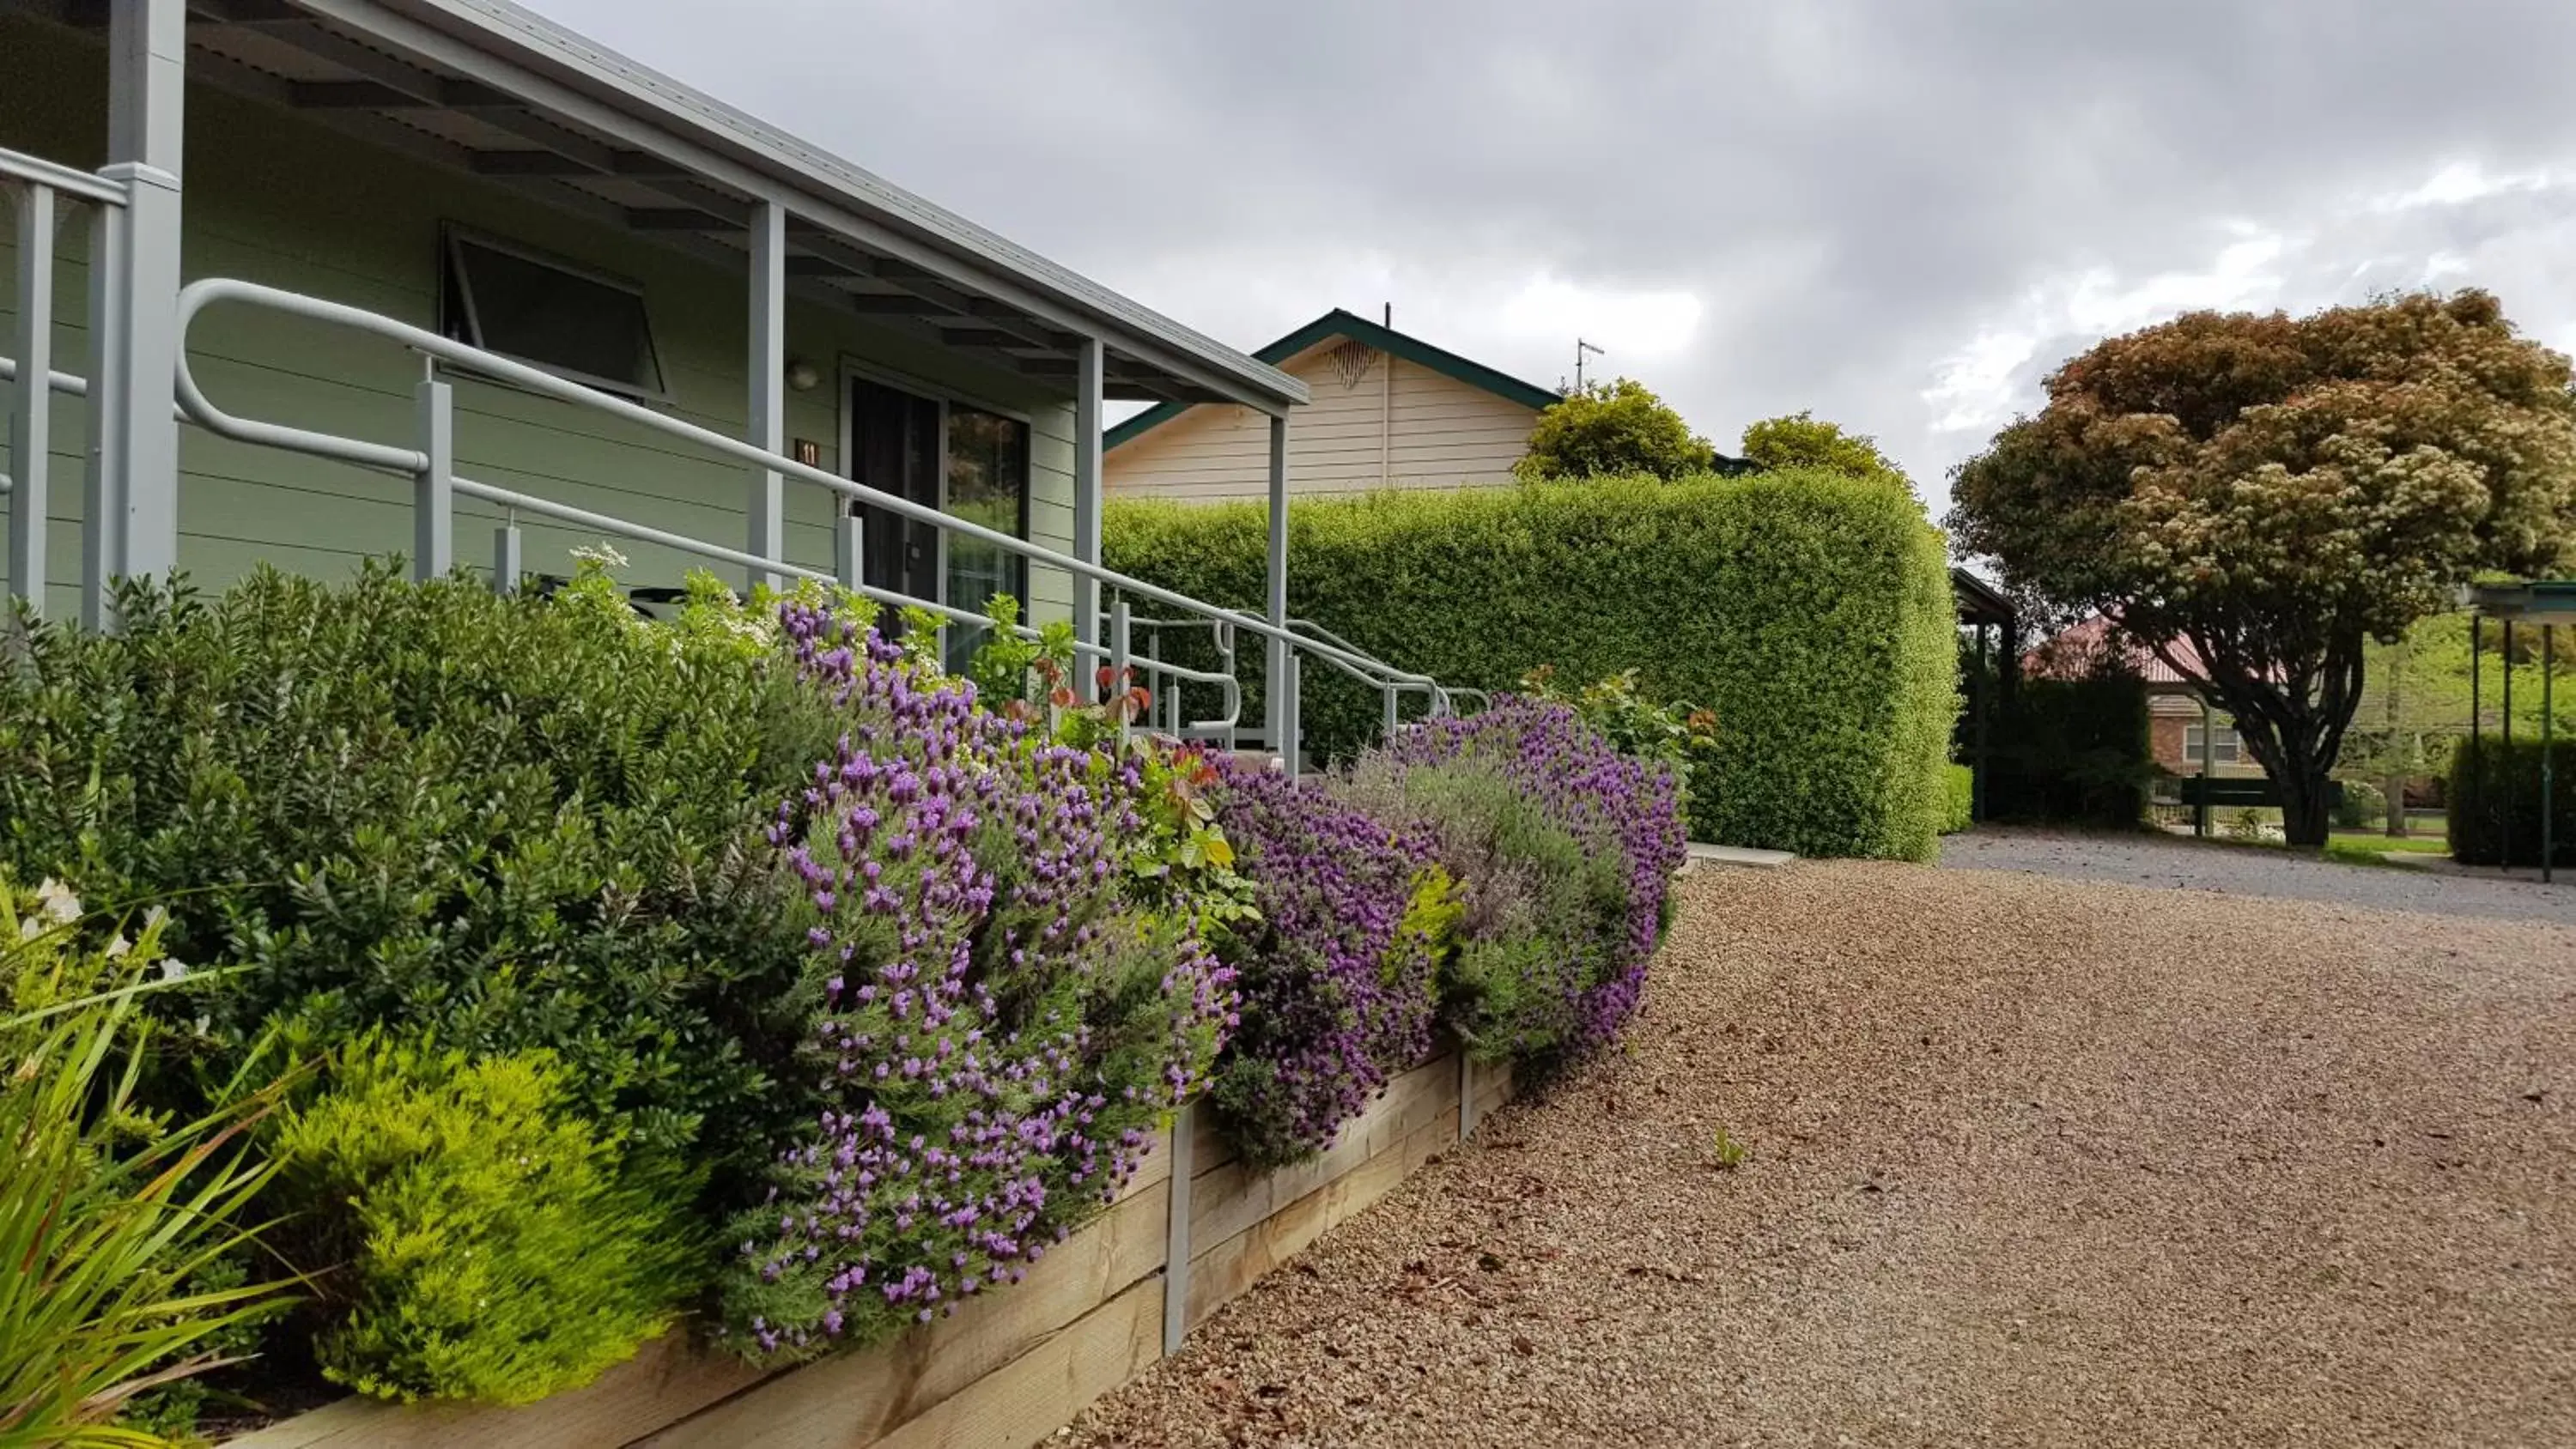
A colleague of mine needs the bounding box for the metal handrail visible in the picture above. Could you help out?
[0,146,131,208]
[165,277,1491,758]
[172,279,1435,692]
[0,355,191,417]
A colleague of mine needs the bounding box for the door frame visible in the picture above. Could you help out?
[833,353,1037,610]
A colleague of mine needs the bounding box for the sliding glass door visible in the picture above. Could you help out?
[846,375,1030,672]
[941,404,1030,670]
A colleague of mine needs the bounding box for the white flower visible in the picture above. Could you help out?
[33,877,80,925]
[105,935,132,959]
[568,543,630,569]
[157,957,190,982]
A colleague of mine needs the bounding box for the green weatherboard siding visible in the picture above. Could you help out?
[0,14,1075,623]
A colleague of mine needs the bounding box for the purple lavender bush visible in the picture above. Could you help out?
[1340,696,1686,1059]
[1204,755,1452,1168]
[718,602,1235,1362]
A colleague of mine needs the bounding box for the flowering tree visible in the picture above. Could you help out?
[1949,290,2576,846]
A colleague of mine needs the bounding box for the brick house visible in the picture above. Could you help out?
[2024,618,2263,779]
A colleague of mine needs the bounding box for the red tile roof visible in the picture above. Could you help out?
[2022,615,2204,686]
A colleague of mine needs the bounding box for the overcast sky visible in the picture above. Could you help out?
[536,0,2576,524]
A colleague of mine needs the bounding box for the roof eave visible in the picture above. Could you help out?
[354,0,1307,412]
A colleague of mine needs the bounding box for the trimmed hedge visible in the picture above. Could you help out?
[2448,737,2576,866]
[1939,763,1975,834]
[1105,470,1958,860]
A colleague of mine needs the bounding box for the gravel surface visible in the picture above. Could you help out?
[1942,826,2576,926]
[1064,861,2576,1448]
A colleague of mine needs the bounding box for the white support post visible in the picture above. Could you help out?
[1111,597,1133,749]
[1161,1105,1194,1355]
[1216,621,1238,752]
[412,376,453,580]
[1073,336,1105,692]
[101,0,187,591]
[1283,654,1303,783]
[491,521,522,596]
[835,507,865,593]
[80,203,125,631]
[9,184,56,615]
[1265,412,1290,752]
[745,200,787,595]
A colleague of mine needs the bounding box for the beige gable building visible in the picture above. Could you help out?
[1103,309,1562,502]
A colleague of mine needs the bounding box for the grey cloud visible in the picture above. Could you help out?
[533,0,2576,518]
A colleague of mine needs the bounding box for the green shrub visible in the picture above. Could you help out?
[2447,737,2576,866]
[1334,698,1687,1063]
[1104,470,1957,860]
[1379,763,1621,1060]
[1522,666,1716,810]
[1939,763,1975,834]
[274,1033,701,1404]
[1978,673,2154,827]
[2,881,292,1448]
[2331,778,2388,831]
[0,563,840,1168]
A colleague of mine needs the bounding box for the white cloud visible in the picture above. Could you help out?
[1920,222,2291,440]
[2374,160,2556,212]
[1917,159,2576,518]
[1493,277,1704,369]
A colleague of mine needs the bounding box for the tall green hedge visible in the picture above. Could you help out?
[1104,470,1958,860]
[2448,737,2576,866]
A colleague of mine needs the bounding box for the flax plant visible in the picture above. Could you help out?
[0,889,292,1449]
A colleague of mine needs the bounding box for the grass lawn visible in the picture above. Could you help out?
[2341,833,2449,853]
[2322,832,2451,867]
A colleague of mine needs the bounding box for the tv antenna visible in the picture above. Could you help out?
[1575,337,1606,391]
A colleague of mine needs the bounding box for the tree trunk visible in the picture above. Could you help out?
[2280,765,2335,848]
[2383,646,2406,837]
[2166,626,2366,853]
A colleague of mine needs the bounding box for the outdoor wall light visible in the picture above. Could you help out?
[785,358,821,391]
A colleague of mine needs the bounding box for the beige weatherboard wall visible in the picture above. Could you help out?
[1103,309,1560,502]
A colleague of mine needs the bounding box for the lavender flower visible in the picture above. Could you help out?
[1351,696,1686,1052]
[1205,757,1444,1167]
[720,600,1235,1361]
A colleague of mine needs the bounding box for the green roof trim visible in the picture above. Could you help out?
[1104,308,1563,452]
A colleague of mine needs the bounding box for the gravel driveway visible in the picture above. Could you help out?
[1065,862,2576,1448]
[1943,826,2576,927]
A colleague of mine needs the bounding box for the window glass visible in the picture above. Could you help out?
[442,232,664,397]
[2184,724,2243,764]
[941,404,1030,672]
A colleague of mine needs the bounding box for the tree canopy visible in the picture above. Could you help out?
[1740,410,1906,485]
[1947,289,2576,845]
[1516,378,1714,481]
